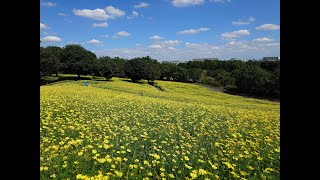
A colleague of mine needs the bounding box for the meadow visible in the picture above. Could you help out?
[40,77,280,180]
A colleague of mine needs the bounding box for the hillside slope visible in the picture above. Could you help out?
[40,78,280,179]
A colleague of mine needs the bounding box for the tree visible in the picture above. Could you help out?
[61,44,97,79]
[144,59,160,82]
[160,62,177,80]
[124,57,160,82]
[232,65,272,97]
[188,68,203,82]
[45,46,63,76]
[100,57,117,80]
[40,46,61,77]
[172,66,189,82]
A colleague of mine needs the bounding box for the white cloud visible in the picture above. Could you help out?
[134,2,149,8]
[41,36,62,43]
[93,22,108,28]
[221,29,250,40]
[58,13,68,16]
[248,16,255,22]
[132,11,139,17]
[73,6,125,21]
[40,23,48,29]
[232,21,250,25]
[66,41,82,45]
[252,37,273,43]
[43,31,57,35]
[105,6,125,17]
[232,16,255,25]
[172,0,205,7]
[149,45,162,49]
[161,40,181,46]
[41,1,56,7]
[127,11,140,19]
[186,43,202,48]
[226,41,245,46]
[178,27,210,34]
[168,47,177,50]
[73,8,110,20]
[95,41,279,61]
[101,35,110,38]
[149,35,164,40]
[86,39,104,46]
[113,31,131,38]
[265,43,280,47]
[255,24,280,30]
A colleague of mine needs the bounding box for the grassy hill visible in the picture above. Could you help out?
[40,77,280,179]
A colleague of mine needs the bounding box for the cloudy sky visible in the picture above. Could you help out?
[40,0,280,61]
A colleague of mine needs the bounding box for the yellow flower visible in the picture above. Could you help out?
[114,170,123,177]
[185,163,193,169]
[115,157,122,162]
[240,171,249,176]
[50,174,56,178]
[198,169,207,175]
[190,172,197,179]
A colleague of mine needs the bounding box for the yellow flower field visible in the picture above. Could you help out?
[40,78,280,179]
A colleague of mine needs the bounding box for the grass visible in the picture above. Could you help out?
[40,77,280,180]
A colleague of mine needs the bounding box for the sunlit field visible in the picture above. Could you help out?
[40,78,280,180]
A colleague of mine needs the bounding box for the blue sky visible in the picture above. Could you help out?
[40,0,280,61]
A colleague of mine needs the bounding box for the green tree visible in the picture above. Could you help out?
[124,56,160,82]
[188,68,203,82]
[172,66,189,82]
[40,46,61,77]
[61,44,97,79]
[45,46,63,76]
[160,62,177,80]
[232,65,272,97]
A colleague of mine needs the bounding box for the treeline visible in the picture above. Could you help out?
[40,44,280,99]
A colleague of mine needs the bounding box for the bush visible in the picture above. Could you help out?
[199,75,220,87]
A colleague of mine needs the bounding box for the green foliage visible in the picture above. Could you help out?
[188,68,203,82]
[212,69,235,86]
[40,46,62,77]
[61,44,96,78]
[172,66,189,82]
[124,56,160,82]
[232,65,274,97]
[160,62,177,80]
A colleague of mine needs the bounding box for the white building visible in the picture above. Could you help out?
[192,58,219,61]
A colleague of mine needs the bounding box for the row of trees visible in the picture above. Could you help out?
[40,44,280,99]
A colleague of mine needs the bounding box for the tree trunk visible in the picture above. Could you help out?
[77,73,80,80]
[56,72,58,77]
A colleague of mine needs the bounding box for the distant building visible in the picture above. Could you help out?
[193,58,219,61]
[263,57,280,61]
[163,60,180,64]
